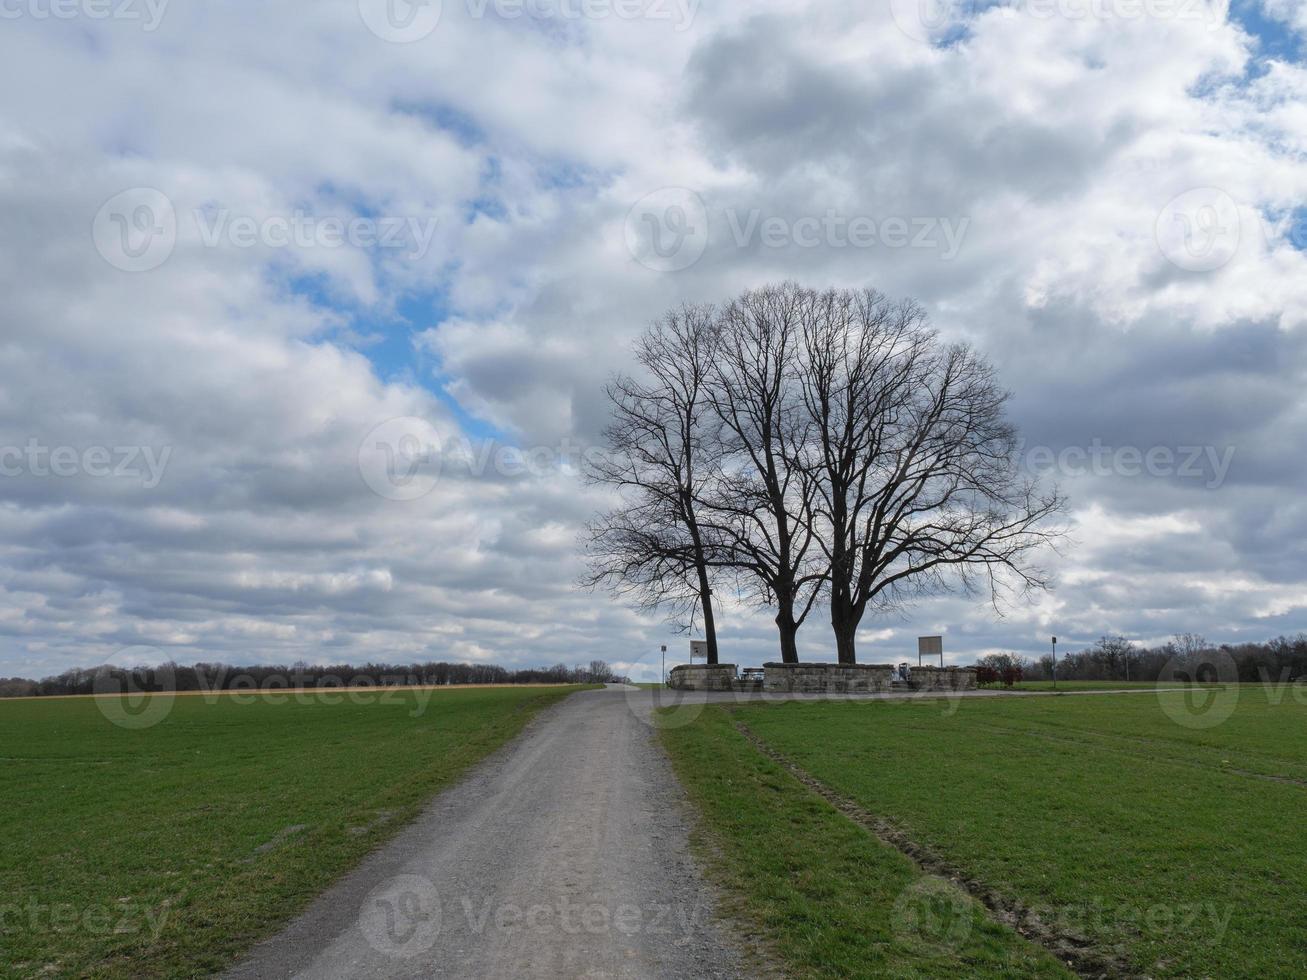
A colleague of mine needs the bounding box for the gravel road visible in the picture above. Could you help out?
[223,686,748,980]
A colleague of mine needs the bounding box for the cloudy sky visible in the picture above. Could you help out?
[0,0,1304,680]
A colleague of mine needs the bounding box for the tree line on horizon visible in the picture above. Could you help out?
[7,635,1301,700]
[582,282,1065,666]
[978,633,1307,684]
[0,659,626,699]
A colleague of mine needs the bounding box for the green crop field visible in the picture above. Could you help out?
[0,685,585,978]
[662,685,1307,978]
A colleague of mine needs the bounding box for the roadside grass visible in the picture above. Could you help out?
[681,686,1307,978]
[660,708,1072,979]
[1007,680,1188,691]
[0,685,587,978]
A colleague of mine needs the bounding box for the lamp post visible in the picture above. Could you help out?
[1051,636,1057,690]
[660,645,667,687]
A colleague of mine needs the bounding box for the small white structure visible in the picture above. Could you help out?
[689,639,709,661]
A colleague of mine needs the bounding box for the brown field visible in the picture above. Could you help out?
[0,682,578,703]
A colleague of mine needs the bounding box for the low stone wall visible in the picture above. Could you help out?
[763,662,893,693]
[908,665,978,691]
[763,662,978,694]
[667,663,737,691]
[667,662,978,693]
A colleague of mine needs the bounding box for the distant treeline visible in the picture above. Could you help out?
[0,659,626,699]
[977,633,1307,684]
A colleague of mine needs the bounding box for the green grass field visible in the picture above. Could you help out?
[1007,680,1183,691]
[0,685,585,978]
[662,685,1307,978]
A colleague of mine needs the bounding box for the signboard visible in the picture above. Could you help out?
[689,639,709,662]
[918,635,943,667]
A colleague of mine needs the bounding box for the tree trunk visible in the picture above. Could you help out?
[684,497,718,666]
[832,616,857,665]
[775,609,800,664]
[830,571,857,664]
[697,564,719,665]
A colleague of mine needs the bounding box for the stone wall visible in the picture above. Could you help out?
[908,665,978,691]
[667,663,737,691]
[763,662,894,693]
[666,662,978,693]
[763,662,978,693]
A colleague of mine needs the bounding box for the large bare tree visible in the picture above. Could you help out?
[582,304,726,663]
[586,282,1063,670]
[700,283,824,664]
[797,285,1064,663]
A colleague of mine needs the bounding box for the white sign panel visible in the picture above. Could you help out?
[918,635,943,657]
[918,635,943,666]
[689,639,709,661]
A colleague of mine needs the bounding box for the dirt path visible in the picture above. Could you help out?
[223,686,747,980]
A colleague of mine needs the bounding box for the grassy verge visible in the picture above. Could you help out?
[659,707,1071,978]
[1006,680,1185,691]
[726,688,1307,977]
[0,685,587,978]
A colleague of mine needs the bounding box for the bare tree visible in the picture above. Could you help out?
[798,288,928,663]
[797,285,1065,663]
[1090,635,1136,679]
[582,304,726,663]
[701,283,825,664]
[1169,632,1212,659]
[585,282,1063,669]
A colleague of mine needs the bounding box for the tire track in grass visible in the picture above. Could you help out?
[959,721,1307,789]
[973,709,1307,780]
[732,719,1136,980]
[855,707,1307,788]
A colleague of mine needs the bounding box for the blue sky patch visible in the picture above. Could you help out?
[1232,0,1303,63]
